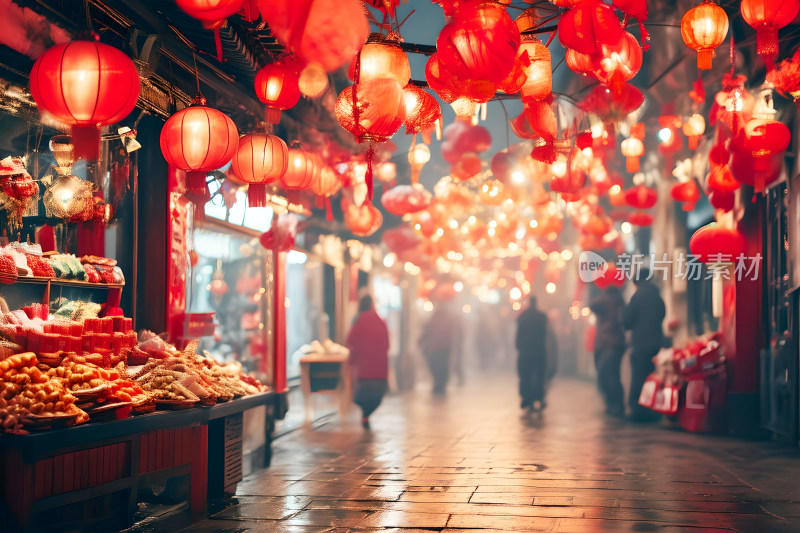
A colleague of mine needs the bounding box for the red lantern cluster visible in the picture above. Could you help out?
[30,40,141,161]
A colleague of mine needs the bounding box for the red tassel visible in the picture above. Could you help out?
[214,28,223,61]
[365,144,375,204]
[71,125,101,161]
[186,171,208,194]
[325,197,333,221]
[248,183,267,208]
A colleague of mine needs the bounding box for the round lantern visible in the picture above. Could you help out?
[736,118,791,171]
[381,184,432,216]
[425,53,460,103]
[591,31,643,87]
[403,85,442,135]
[344,201,383,236]
[254,60,301,124]
[160,96,239,193]
[519,38,552,103]
[706,164,740,192]
[565,48,595,77]
[671,180,700,211]
[451,152,483,181]
[624,185,657,209]
[176,0,244,60]
[558,0,625,56]
[740,0,800,57]
[620,138,644,172]
[230,133,289,207]
[708,188,735,211]
[728,147,784,193]
[628,211,654,226]
[335,79,406,143]
[352,33,410,86]
[436,2,520,95]
[298,62,329,98]
[690,223,746,262]
[682,114,706,149]
[681,0,729,69]
[281,148,320,190]
[30,40,140,161]
[257,0,369,72]
[311,166,342,220]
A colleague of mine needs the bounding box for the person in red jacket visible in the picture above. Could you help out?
[346,295,390,429]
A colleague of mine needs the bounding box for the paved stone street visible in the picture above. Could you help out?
[182,375,800,532]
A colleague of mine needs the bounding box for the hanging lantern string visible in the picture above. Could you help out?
[193,53,201,96]
[82,0,94,35]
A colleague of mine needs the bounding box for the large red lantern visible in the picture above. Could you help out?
[425,53,460,103]
[344,201,383,236]
[254,60,301,124]
[624,185,658,209]
[690,223,746,262]
[681,1,729,70]
[731,118,790,192]
[436,1,520,98]
[335,79,406,144]
[558,0,625,56]
[160,96,239,194]
[257,0,369,72]
[403,85,442,135]
[352,34,410,86]
[740,0,800,57]
[29,40,140,161]
[230,133,288,207]
[519,38,552,103]
[591,32,643,88]
[281,148,320,190]
[176,0,244,60]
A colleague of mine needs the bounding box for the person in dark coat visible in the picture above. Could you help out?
[418,301,458,395]
[515,295,549,411]
[346,295,390,429]
[623,271,665,421]
[589,286,626,417]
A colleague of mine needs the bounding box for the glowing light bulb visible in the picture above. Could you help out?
[658,127,673,143]
[546,282,557,294]
[511,171,525,184]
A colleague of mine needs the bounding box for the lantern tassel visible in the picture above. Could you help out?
[756,26,779,58]
[214,28,223,62]
[315,195,325,209]
[365,143,375,204]
[186,171,208,194]
[626,156,640,173]
[325,196,333,222]
[71,125,101,161]
[248,183,267,208]
[697,49,713,70]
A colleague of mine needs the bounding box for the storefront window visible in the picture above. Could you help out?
[285,251,327,381]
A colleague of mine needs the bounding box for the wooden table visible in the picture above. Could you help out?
[299,353,351,424]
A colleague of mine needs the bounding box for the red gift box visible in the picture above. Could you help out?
[99,317,114,334]
[123,318,133,332]
[112,316,125,333]
[83,318,99,333]
[96,333,112,350]
[82,334,96,353]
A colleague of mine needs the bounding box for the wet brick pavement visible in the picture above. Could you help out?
[181,376,800,532]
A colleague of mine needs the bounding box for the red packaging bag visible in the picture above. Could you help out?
[678,367,727,432]
[638,373,661,409]
[652,382,681,415]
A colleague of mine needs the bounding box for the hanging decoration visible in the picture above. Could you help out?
[690,223,747,262]
[591,31,643,94]
[260,214,298,252]
[230,132,289,207]
[680,0,729,70]
[344,200,383,237]
[381,184,432,216]
[740,0,799,59]
[624,185,658,210]
[558,0,625,56]
[176,0,245,61]
[351,33,411,86]
[682,114,706,149]
[254,60,302,124]
[257,0,369,72]
[281,147,321,191]
[671,180,700,211]
[29,39,140,161]
[620,137,644,172]
[0,157,39,228]
[311,166,342,221]
[298,62,329,98]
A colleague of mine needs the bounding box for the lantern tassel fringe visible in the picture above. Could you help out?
[71,125,101,161]
[186,171,209,194]
[247,183,267,208]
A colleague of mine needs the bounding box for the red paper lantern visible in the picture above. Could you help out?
[335,79,406,143]
[29,40,140,161]
[682,114,706,149]
[690,223,746,262]
[254,60,301,124]
[519,38,552,102]
[735,118,791,170]
[436,1,520,96]
[671,180,700,211]
[257,0,369,72]
[620,138,644,172]
[281,148,320,190]
[311,166,342,198]
[624,185,657,209]
[706,164,740,192]
[381,184,432,216]
[628,211,654,226]
[176,0,244,60]
[591,31,643,87]
[740,0,800,57]
[230,133,289,207]
[565,48,595,77]
[577,83,644,124]
[681,1,729,69]
[160,96,239,193]
[558,0,625,56]
[403,85,442,135]
[425,53,460,103]
[352,34,410,86]
[450,153,483,181]
[344,201,383,236]
[708,188,735,211]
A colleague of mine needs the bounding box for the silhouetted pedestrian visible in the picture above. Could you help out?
[623,270,665,422]
[589,286,626,417]
[346,295,390,429]
[419,301,458,394]
[515,295,549,411]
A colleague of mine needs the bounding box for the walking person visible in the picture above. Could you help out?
[589,285,626,418]
[346,295,390,429]
[515,295,549,411]
[418,300,458,395]
[623,270,665,422]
